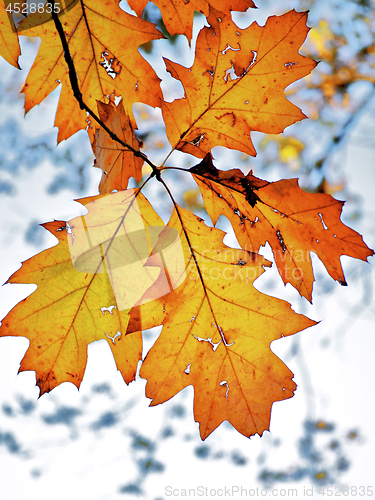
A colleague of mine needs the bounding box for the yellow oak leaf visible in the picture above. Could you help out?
[17,0,163,141]
[162,9,317,158]
[0,190,165,395]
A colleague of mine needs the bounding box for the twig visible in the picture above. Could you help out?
[316,87,375,170]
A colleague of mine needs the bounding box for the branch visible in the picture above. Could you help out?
[49,0,161,181]
[317,87,375,171]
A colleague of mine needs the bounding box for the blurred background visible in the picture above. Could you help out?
[0,0,374,498]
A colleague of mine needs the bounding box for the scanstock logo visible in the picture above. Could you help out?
[5,0,79,32]
[67,190,186,311]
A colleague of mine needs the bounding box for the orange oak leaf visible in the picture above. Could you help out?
[138,206,316,439]
[128,0,256,40]
[0,2,21,68]
[91,100,144,193]
[162,9,317,159]
[191,155,374,301]
[17,0,163,141]
[0,190,165,395]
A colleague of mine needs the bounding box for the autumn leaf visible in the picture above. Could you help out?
[128,0,256,40]
[17,0,163,141]
[91,100,144,193]
[162,9,317,159]
[0,2,21,68]
[1,1,373,442]
[137,206,316,439]
[0,190,165,395]
[191,154,374,301]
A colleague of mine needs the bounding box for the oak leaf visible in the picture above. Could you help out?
[0,190,164,395]
[91,100,144,193]
[17,0,163,141]
[128,0,256,40]
[162,9,317,158]
[0,2,21,68]
[192,155,374,301]
[138,206,316,439]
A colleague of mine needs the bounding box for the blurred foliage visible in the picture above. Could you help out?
[0,120,91,194]
[258,419,361,487]
[0,117,93,197]
[0,383,363,496]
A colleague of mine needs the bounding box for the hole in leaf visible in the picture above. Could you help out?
[222,44,240,55]
[233,208,248,226]
[193,335,221,351]
[249,216,259,227]
[105,331,121,345]
[276,229,287,253]
[101,305,117,315]
[318,212,328,230]
[99,51,121,79]
[65,221,75,244]
[249,50,257,67]
[203,66,215,78]
[220,380,229,397]
[224,63,241,82]
[187,134,205,146]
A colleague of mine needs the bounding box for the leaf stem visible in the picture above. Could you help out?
[159,166,191,173]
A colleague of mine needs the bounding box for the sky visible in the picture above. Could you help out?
[0,1,374,499]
